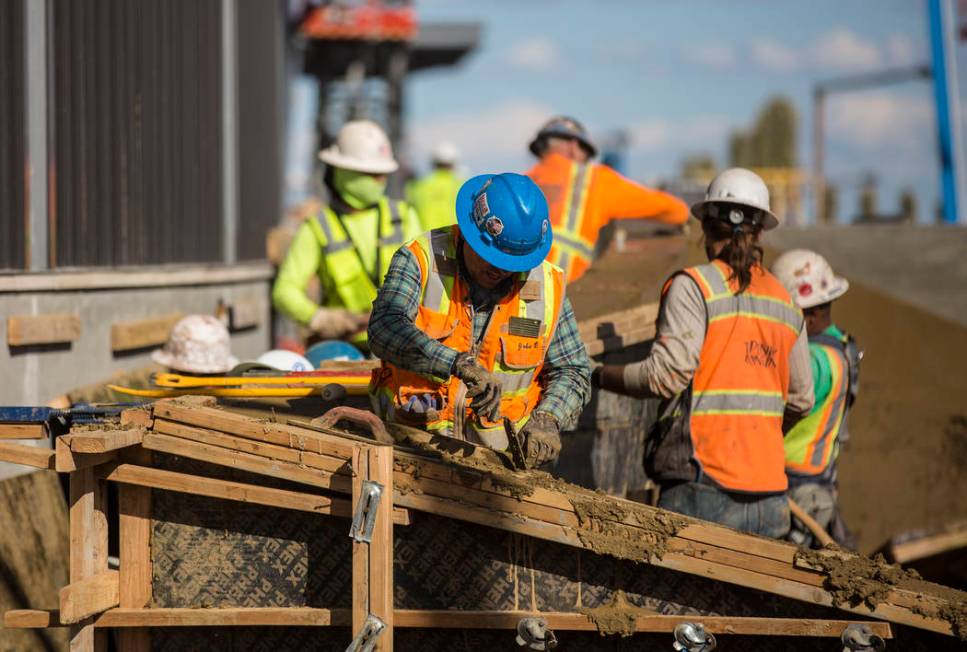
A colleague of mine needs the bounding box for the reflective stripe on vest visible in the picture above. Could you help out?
[307,197,407,315]
[682,260,802,493]
[784,341,849,476]
[370,225,565,450]
[549,162,595,277]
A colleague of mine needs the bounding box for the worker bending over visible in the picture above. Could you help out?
[273,120,422,348]
[368,173,591,467]
[526,116,689,282]
[592,169,813,537]
[406,141,463,231]
[772,250,861,549]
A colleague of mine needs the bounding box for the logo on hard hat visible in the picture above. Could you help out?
[541,220,549,236]
[798,283,813,297]
[472,192,491,227]
[485,216,504,237]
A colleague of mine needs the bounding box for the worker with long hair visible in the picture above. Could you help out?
[592,168,814,537]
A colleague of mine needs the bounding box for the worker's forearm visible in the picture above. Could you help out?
[591,364,659,399]
[536,365,591,430]
[272,222,324,325]
[272,277,319,325]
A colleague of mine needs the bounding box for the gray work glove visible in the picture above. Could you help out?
[522,412,561,467]
[452,353,502,422]
[309,308,369,340]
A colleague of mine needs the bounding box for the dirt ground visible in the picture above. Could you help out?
[570,229,967,555]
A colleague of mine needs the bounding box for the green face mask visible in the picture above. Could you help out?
[333,167,387,210]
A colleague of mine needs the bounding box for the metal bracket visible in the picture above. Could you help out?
[346,614,386,652]
[673,622,717,652]
[349,480,384,543]
[841,624,886,651]
[515,617,557,650]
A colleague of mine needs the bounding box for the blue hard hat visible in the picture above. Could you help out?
[455,173,552,273]
[305,340,365,367]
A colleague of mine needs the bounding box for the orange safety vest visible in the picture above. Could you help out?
[527,153,689,282]
[647,260,803,493]
[369,225,566,450]
[783,333,850,477]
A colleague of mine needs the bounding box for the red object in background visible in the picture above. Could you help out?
[301,1,417,42]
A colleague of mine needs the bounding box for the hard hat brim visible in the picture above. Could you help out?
[455,174,552,273]
[151,349,239,374]
[796,276,849,309]
[318,147,399,175]
[528,132,598,158]
[690,200,780,231]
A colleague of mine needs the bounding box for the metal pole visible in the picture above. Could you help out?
[25,0,49,270]
[928,0,963,223]
[221,0,239,263]
[812,88,826,225]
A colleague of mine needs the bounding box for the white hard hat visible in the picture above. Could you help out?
[255,349,314,372]
[431,141,460,166]
[318,120,398,175]
[691,167,779,230]
[771,249,849,309]
[151,315,238,374]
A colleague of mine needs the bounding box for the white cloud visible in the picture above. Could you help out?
[827,92,932,148]
[628,114,734,152]
[685,43,737,70]
[407,99,556,173]
[749,39,800,72]
[811,28,881,71]
[505,37,560,72]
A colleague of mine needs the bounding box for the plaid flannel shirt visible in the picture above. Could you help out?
[368,246,591,429]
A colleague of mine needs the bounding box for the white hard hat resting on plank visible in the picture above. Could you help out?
[691,167,779,230]
[318,120,398,175]
[151,315,238,374]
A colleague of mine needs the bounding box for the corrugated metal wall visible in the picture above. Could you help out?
[50,0,223,267]
[0,0,26,271]
[237,0,284,261]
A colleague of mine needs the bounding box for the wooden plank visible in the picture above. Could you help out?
[7,313,81,346]
[891,523,967,564]
[56,437,116,473]
[369,446,394,651]
[3,609,61,628]
[59,570,120,624]
[96,607,339,627]
[352,447,370,641]
[0,441,55,469]
[577,302,659,340]
[152,399,356,459]
[109,313,182,352]
[141,432,351,493]
[117,448,152,652]
[120,408,153,430]
[64,429,144,454]
[0,423,47,439]
[227,298,262,331]
[68,467,109,651]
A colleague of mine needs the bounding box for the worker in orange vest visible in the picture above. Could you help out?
[591,168,814,537]
[526,116,689,282]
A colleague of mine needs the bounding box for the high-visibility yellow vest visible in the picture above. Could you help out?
[369,225,565,450]
[784,334,850,477]
[406,169,462,231]
[306,198,412,342]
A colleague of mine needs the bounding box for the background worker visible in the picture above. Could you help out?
[368,173,591,467]
[591,168,814,537]
[772,249,862,549]
[526,116,690,282]
[272,120,422,349]
[406,141,463,231]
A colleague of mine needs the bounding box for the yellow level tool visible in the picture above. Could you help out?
[152,372,370,389]
[107,384,368,398]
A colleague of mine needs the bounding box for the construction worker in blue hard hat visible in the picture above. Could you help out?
[368,173,591,468]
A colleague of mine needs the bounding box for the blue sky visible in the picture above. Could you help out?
[403,0,966,223]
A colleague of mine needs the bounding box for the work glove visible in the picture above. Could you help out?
[521,412,561,468]
[309,308,369,340]
[452,352,502,422]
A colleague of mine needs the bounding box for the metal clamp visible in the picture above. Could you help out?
[349,480,384,543]
[345,614,386,652]
[841,624,886,651]
[515,617,557,650]
[673,622,717,652]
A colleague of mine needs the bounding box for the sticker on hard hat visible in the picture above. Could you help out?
[485,216,504,237]
[473,192,491,226]
[798,283,813,297]
[541,220,548,236]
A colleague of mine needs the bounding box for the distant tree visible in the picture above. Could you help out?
[898,188,917,223]
[728,96,798,168]
[823,184,839,224]
[858,176,877,221]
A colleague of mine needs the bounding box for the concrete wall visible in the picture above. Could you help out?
[0,264,274,481]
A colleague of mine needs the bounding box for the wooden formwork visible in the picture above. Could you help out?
[0,397,963,650]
